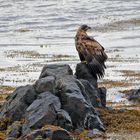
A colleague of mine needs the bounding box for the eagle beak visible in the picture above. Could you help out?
[87,26,91,30]
[86,26,92,32]
[88,27,91,29]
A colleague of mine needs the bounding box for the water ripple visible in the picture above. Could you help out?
[0,0,139,45]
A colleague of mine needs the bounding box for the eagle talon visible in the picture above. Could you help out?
[82,61,88,64]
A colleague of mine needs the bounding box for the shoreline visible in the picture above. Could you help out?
[0,38,140,140]
[0,85,140,140]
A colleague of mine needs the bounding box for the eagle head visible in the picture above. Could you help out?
[79,24,91,32]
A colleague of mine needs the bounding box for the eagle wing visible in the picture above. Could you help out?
[76,36,108,78]
[83,36,107,62]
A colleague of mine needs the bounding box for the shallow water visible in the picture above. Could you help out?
[0,0,140,45]
[0,0,140,104]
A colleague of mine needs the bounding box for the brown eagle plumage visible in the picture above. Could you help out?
[75,25,108,79]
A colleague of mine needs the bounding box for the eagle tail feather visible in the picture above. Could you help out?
[87,59,106,79]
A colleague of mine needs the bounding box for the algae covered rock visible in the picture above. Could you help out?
[24,125,75,140]
[24,129,45,140]
[6,121,22,139]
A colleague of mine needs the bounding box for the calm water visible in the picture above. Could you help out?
[0,0,140,103]
[0,0,140,45]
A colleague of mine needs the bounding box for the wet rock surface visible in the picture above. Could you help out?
[80,79,106,107]
[0,63,106,139]
[39,64,73,80]
[24,92,61,129]
[34,76,56,93]
[75,63,97,87]
[56,75,104,130]
[127,89,140,102]
[0,85,37,122]
[51,129,74,140]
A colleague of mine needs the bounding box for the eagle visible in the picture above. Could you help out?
[75,25,108,79]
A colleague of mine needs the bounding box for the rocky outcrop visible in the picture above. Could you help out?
[34,76,56,93]
[6,121,22,139]
[56,75,104,130]
[39,64,73,79]
[24,92,61,129]
[80,79,106,107]
[0,63,106,139]
[75,63,97,87]
[127,89,140,103]
[23,91,73,134]
[0,85,37,121]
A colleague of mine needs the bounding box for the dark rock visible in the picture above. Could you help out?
[0,85,37,121]
[56,109,73,131]
[34,76,55,93]
[56,75,104,131]
[24,92,60,129]
[75,63,97,88]
[42,128,53,138]
[23,91,73,134]
[6,121,22,138]
[118,108,125,113]
[78,79,106,107]
[84,112,105,131]
[0,63,106,139]
[97,87,106,107]
[76,63,107,107]
[127,89,140,102]
[80,79,102,107]
[39,64,73,79]
[75,79,92,106]
[22,124,32,137]
[106,107,114,111]
[24,128,74,140]
[52,129,74,140]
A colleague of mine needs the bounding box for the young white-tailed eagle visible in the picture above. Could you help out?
[75,25,108,79]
